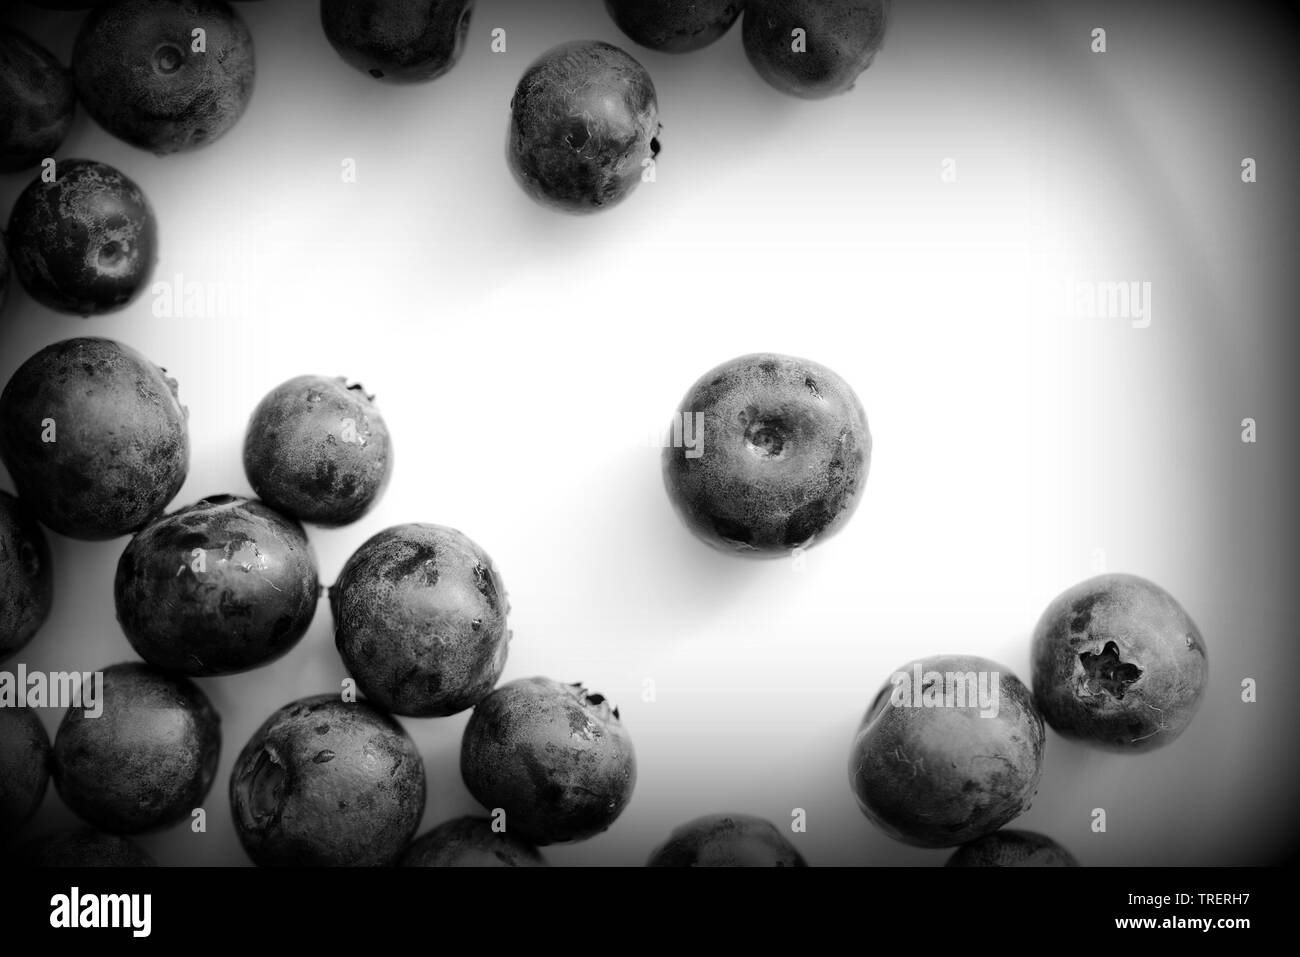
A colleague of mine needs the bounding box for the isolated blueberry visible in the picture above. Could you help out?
[15,829,155,867]
[51,662,221,834]
[743,0,890,99]
[0,492,53,662]
[508,40,660,214]
[320,0,474,83]
[243,376,393,527]
[0,338,189,540]
[6,160,157,316]
[461,677,636,845]
[229,695,426,867]
[647,813,806,866]
[0,707,50,840]
[946,830,1079,867]
[605,0,741,53]
[663,353,870,555]
[73,0,255,154]
[0,27,75,173]
[115,495,320,676]
[1031,574,1208,752]
[401,816,547,867]
[331,524,509,717]
[848,655,1045,848]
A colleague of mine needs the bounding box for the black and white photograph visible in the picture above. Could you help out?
[0,0,1293,939]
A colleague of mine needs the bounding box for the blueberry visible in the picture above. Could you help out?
[243,376,393,528]
[848,655,1045,848]
[946,830,1079,867]
[0,27,76,173]
[0,492,53,662]
[229,695,426,867]
[1031,574,1208,752]
[507,40,660,214]
[743,0,890,99]
[115,495,320,677]
[320,0,474,83]
[331,524,509,717]
[647,813,806,866]
[14,828,155,867]
[401,815,547,867]
[0,707,50,840]
[605,0,742,53]
[6,160,157,316]
[460,677,636,845]
[73,0,255,155]
[51,662,221,835]
[663,353,870,555]
[0,338,189,540]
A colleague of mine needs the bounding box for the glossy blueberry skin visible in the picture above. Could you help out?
[15,829,155,867]
[604,0,741,53]
[743,0,890,99]
[0,337,189,540]
[401,815,547,867]
[320,0,474,83]
[1031,574,1208,752]
[73,0,255,155]
[647,813,806,866]
[115,496,320,677]
[331,524,509,718]
[0,27,76,173]
[946,830,1079,867]
[461,677,636,845]
[0,707,50,840]
[243,376,393,528]
[507,40,660,214]
[51,662,221,835]
[6,160,157,316]
[0,492,53,663]
[229,695,426,867]
[848,655,1045,849]
[663,353,870,556]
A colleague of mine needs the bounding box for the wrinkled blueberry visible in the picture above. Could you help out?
[229,695,426,867]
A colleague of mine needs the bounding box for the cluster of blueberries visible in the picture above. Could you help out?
[2,2,1206,868]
